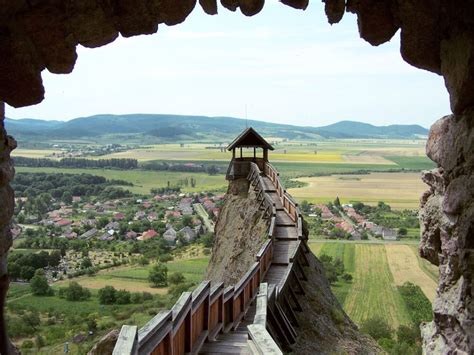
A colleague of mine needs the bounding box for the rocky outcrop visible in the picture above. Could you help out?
[0,102,17,354]
[420,110,474,353]
[87,329,120,355]
[207,177,380,353]
[293,252,380,354]
[205,179,268,285]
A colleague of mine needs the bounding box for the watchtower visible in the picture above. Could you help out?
[225,127,274,180]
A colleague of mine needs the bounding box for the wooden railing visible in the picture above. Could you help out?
[264,162,305,239]
[113,161,308,355]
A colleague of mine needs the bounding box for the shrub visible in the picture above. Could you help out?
[59,282,91,301]
[360,317,392,341]
[398,282,433,325]
[130,293,143,304]
[21,340,34,350]
[98,286,117,305]
[116,289,131,304]
[168,272,186,285]
[149,263,168,287]
[30,269,53,296]
[142,292,153,301]
[396,324,420,345]
[341,273,353,282]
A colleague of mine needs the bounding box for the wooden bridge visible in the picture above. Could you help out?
[113,132,310,355]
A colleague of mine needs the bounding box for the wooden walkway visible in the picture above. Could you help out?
[200,167,298,354]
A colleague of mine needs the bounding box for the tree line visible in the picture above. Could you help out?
[14,156,138,169]
[14,156,222,175]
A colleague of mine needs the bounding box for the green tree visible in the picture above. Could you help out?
[35,334,45,350]
[62,190,73,204]
[396,324,420,345]
[360,317,392,341]
[398,227,408,236]
[168,272,185,285]
[334,196,341,207]
[21,311,41,331]
[98,286,117,304]
[61,282,91,301]
[116,289,131,304]
[148,263,168,287]
[48,250,62,267]
[30,269,53,296]
[81,257,93,269]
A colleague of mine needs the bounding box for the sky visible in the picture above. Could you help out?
[7,1,450,128]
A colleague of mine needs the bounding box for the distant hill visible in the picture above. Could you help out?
[5,114,429,141]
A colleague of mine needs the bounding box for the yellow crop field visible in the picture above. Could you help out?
[385,244,438,301]
[71,277,167,295]
[288,172,427,209]
[12,148,61,158]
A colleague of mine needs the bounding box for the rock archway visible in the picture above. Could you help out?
[0,1,472,353]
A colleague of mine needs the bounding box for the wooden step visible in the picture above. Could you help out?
[274,226,298,240]
[275,211,295,226]
[261,176,277,192]
[272,241,299,265]
[264,265,290,288]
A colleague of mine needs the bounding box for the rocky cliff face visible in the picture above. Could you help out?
[205,179,269,285]
[0,103,17,354]
[420,110,474,354]
[207,178,380,353]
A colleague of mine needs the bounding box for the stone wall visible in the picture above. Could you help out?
[0,102,17,354]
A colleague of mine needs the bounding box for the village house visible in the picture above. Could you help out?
[382,228,398,241]
[163,227,177,244]
[55,218,72,227]
[126,231,137,240]
[135,211,146,220]
[147,212,159,222]
[113,212,126,220]
[80,228,98,240]
[142,201,152,209]
[105,221,120,231]
[179,226,196,243]
[138,229,158,241]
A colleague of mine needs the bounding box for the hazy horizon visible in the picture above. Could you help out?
[5,113,432,130]
[6,1,449,128]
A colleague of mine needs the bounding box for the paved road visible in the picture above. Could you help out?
[193,203,215,233]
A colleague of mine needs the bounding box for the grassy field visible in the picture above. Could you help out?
[63,257,210,295]
[309,241,438,328]
[15,167,227,194]
[343,244,412,327]
[385,244,437,301]
[408,245,439,283]
[316,243,355,305]
[288,172,427,209]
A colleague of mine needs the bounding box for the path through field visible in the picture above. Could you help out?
[385,244,437,301]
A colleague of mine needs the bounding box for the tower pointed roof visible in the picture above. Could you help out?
[226,127,274,151]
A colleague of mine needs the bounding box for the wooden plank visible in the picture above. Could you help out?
[253,283,268,327]
[113,325,138,355]
[137,310,173,354]
[171,292,192,332]
[247,324,283,355]
[192,281,211,311]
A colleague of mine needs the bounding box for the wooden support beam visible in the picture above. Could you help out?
[288,287,303,312]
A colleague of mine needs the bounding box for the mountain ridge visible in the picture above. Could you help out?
[5,114,429,140]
